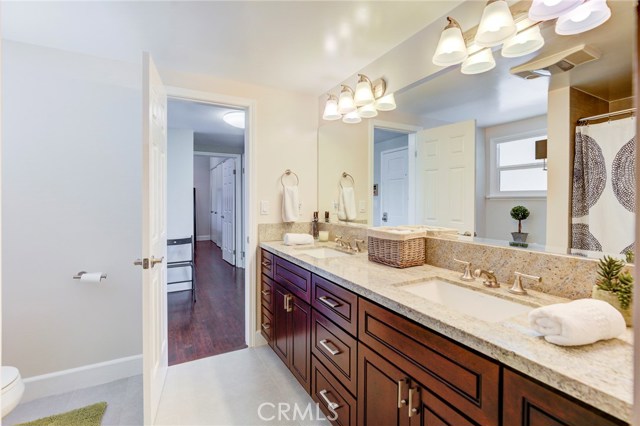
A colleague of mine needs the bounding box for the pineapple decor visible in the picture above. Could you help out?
[592,255,633,326]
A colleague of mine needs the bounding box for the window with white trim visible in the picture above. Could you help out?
[488,131,547,198]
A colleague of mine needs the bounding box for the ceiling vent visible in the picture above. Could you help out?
[510,44,601,79]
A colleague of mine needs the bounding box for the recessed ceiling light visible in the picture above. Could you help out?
[223,111,245,129]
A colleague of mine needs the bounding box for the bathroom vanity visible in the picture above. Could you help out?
[259,242,631,426]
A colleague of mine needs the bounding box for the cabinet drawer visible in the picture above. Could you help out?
[261,275,274,312]
[359,298,500,426]
[261,249,274,279]
[261,306,273,346]
[312,355,357,426]
[503,369,626,426]
[311,310,358,396]
[312,274,358,336]
[275,256,312,303]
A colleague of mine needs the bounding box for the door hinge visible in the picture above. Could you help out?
[233,249,236,255]
[242,167,245,174]
[233,169,236,175]
[242,251,245,259]
[133,258,150,269]
[415,150,418,158]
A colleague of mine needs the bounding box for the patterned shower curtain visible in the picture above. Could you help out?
[571,117,635,257]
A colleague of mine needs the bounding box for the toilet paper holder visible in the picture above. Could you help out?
[73,271,107,281]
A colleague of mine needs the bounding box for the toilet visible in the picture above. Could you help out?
[2,366,24,417]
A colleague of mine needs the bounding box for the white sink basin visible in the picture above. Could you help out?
[401,279,532,323]
[298,247,352,259]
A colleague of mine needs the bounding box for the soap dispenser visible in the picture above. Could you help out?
[312,211,319,239]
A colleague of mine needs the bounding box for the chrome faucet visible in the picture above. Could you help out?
[453,258,474,281]
[353,239,366,253]
[473,269,499,288]
[509,272,542,295]
[334,235,344,248]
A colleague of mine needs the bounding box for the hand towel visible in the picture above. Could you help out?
[528,299,626,346]
[283,233,314,246]
[338,187,357,221]
[282,185,300,223]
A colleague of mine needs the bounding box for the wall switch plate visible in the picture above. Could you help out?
[359,200,366,213]
[260,200,269,215]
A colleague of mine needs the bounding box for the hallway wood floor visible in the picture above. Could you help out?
[168,241,246,365]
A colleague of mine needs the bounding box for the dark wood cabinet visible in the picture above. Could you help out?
[312,355,357,426]
[261,249,274,279]
[272,282,311,393]
[503,369,625,426]
[312,274,359,336]
[275,256,312,303]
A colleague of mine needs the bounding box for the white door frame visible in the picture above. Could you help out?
[368,120,422,225]
[168,87,257,348]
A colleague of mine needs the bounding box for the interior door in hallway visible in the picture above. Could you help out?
[380,147,409,226]
[415,120,476,235]
[141,52,168,425]
[222,158,235,265]
[209,166,217,244]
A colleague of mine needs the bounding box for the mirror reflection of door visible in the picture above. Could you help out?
[380,147,409,226]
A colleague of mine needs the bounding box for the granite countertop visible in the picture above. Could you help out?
[260,241,633,423]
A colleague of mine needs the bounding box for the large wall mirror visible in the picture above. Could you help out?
[317,1,635,258]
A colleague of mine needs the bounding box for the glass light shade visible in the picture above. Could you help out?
[555,0,610,35]
[354,76,375,106]
[338,86,356,114]
[375,93,397,111]
[358,103,378,118]
[528,0,583,21]
[461,48,496,75]
[322,95,341,121]
[474,0,517,47]
[223,111,245,129]
[342,110,362,124]
[432,25,468,66]
[501,25,545,58]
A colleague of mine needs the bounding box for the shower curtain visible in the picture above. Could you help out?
[571,117,635,257]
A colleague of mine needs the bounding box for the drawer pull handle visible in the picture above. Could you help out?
[408,386,420,417]
[261,289,270,296]
[318,296,341,309]
[284,294,293,312]
[319,339,341,356]
[261,260,271,267]
[319,389,340,410]
[261,323,270,330]
[397,379,408,408]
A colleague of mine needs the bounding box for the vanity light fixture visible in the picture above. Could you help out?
[474,0,517,47]
[528,0,583,21]
[338,85,356,114]
[432,17,468,66]
[461,48,496,75]
[322,94,341,121]
[222,111,245,129]
[322,74,395,123]
[354,74,375,106]
[555,0,611,35]
[501,24,545,58]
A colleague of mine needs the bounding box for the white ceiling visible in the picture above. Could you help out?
[167,99,244,151]
[2,1,461,95]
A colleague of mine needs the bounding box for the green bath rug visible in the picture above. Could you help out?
[17,401,107,426]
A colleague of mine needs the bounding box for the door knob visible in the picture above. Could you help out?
[382,212,388,222]
[150,256,164,267]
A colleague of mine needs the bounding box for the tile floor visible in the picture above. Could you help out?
[4,346,329,426]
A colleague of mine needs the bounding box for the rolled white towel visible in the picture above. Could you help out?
[528,299,626,346]
[283,233,314,246]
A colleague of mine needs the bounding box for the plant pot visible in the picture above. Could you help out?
[511,232,528,242]
[591,285,632,326]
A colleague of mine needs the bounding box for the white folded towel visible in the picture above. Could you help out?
[283,233,314,246]
[282,185,300,223]
[528,299,626,346]
[338,187,357,221]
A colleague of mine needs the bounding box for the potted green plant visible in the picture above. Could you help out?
[592,255,633,326]
[510,206,530,243]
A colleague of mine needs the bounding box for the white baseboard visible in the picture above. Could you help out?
[254,331,268,347]
[196,234,211,241]
[22,354,142,403]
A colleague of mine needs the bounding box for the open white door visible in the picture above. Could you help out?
[140,53,168,425]
[222,159,236,265]
[210,167,217,243]
[380,147,409,226]
[415,120,476,234]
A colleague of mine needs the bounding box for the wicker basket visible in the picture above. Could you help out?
[367,227,426,268]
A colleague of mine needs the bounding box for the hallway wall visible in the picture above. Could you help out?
[193,155,211,240]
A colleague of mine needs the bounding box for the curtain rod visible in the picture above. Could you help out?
[578,108,636,122]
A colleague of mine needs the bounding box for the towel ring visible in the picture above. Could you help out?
[339,172,355,189]
[281,169,299,188]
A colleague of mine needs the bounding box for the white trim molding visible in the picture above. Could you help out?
[21,355,142,403]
